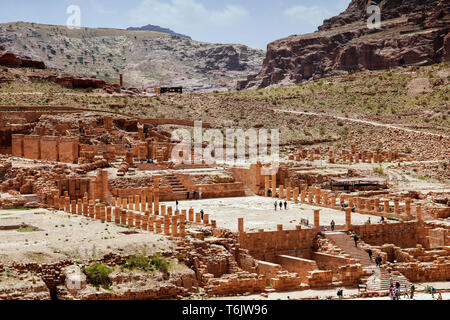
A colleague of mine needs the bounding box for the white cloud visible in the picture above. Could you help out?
[283,5,332,27]
[128,0,249,31]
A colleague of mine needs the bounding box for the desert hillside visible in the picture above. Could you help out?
[0,22,265,92]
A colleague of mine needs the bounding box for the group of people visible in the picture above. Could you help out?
[274,200,288,211]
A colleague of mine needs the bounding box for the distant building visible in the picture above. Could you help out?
[156,87,183,94]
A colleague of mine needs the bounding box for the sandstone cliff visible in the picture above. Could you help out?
[238,0,450,89]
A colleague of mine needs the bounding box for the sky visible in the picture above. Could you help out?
[0,0,351,50]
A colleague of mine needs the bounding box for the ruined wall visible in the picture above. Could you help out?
[313,252,356,272]
[238,228,317,262]
[12,134,79,163]
[352,221,424,248]
[276,255,318,281]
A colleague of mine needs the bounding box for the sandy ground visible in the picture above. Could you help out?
[211,281,450,300]
[162,196,381,232]
[0,208,173,264]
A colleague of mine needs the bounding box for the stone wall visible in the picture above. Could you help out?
[238,227,317,262]
[352,221,424,248]
[12,134,79,163]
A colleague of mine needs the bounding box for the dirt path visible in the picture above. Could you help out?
[274,109,448,138]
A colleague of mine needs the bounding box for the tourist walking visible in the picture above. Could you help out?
[200,209,204,221]
[367,249,373,262]
[274,201,278,211]
[380,216,385,223]
[284,200,287,210]
[337,288,343,300]
[279,201,282,210]
[377,255,382,267]
[353,233,359,247]
[186,191,190,199]
[330,220,335,231]
[410,284,415,299]
[176,200,179,211]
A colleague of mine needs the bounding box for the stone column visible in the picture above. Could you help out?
[155,219,162,233]
[135,195,140,213]
[394,199,400,214]
[293,187,299,202]
[167,206,172,216]
[211,220,217,229]
[154,188,159,215]
[171,216,178,237]
[203,214,209,225]
[65,197,71,213]
[189,209,194,222]
[71,200,76,214]
[308,190,314,204]
[405,198,411,216]
[264,175,270,197]
[314,209,320,229]
[106,207,111,222]
[384,200,390,214]
[128,211,135,227]
[416,205,422,221]
[271,172,277,198]
[286,186,291,201]
[160,204,166,216]
[141,190,147,212]
[77,199,83,215]
[195,212,201,223]
[345,207,352,228]
[179,218,186,237]
[100,204,106,221]
[355,197,361,211]
[135,214,141,229]
[114,207,120,224]
[149,217,155,232]
[331,195,336,208]
[315,189,321,205]
[365,199,372,212]
[301,189,306,203]
[279,185,284,199]
[238,218,244,233]
[164,215,170,235]
[120,209,126,225]
[122,198,128,210]
[181,209,187,221]
[148,187,153,214]
[142,216,148,231]
[88,200,95,218]
[374,198,380,213]
[83,199,88,217]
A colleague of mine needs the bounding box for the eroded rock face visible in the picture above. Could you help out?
[0,51,46,69]
[238,0,450,89]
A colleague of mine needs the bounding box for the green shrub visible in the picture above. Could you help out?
[151,254,171,273]
[83,263,112,287]
[122,254,150,271]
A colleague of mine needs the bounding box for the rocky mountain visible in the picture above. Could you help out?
[238,0,450,90]
[126,24,191,40]
[0,22,264,92]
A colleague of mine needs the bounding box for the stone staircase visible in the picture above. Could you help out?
[166,174,188,194]
[325,231,412,292]
[324,232,373,267]
[365,268,412,292]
